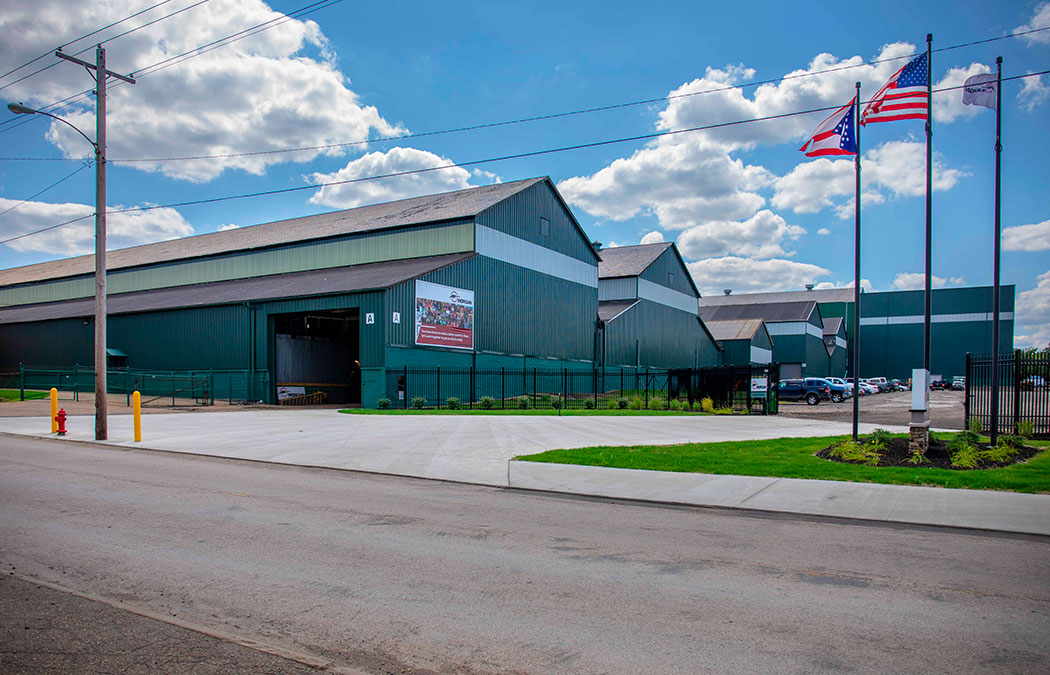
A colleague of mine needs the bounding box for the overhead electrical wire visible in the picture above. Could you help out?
[0,0,342,136]
[0,0,210,95]
[0,0,175,83]
[2,23,1047,163]
[4,70,1046,248]
[0,162,94,220]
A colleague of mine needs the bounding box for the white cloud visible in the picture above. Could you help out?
[308,147,474,208]
[217,224,240,231]
[1019,74,1050,110]
[815,279,875,292]
[676,209,805,259]
[817,227,831,235]
[1016,270,1050,349]
[891,272,966,291]
[935,63,993,123]
[0,0,400,182]
[640,231,665,245]
[1003,219,1050,251]
[773,141,965,219]
[0,198,193,255]
[1015,3,1050,45]
[688,256,829,297]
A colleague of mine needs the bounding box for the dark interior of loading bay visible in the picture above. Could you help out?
[272,308,361,405]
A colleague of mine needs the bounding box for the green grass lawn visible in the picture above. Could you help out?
[339,408,727,416]
[0,389,48,402]
[517,436,1050,494]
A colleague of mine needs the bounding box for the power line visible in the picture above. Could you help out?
[0,0,175,83]
[6,68,1048,248]
[0,0,342,137]
[0,1,207,94]
[5,24,1048,164]
[0,162,93,219]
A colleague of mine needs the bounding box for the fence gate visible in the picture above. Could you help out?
[965,350,1050,437]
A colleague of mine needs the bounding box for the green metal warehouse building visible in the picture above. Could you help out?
[703,319,774,367]
[0,178,724,407]
[698,285,1015,381]
[596,243,720,369]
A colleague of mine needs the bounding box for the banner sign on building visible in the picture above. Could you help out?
[414,280,474,350]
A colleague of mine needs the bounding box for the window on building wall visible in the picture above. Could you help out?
[668,272,675,286]
[540,217,550,237]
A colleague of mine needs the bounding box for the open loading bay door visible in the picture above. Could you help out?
[274,308,360,405]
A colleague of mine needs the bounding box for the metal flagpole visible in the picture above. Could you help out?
[923,33,933,376]
[991,56,1003,446]
[852,82,861,441]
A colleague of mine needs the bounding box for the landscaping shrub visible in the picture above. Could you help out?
[1017,420,1035,439]
[952,430,981,448]
[479,396,496,410]
[950,443,981,469]
[868,428,893,450]
[998,434,1025,449]
[411,396,427,410]
[700,397,714,413]
[518,397,530,409]
[713,407,734,415]
[967,417,983,434]
[551,396,562,410]
[445,397,461,410]
[616,397,629,409]
[584,399,595,409]
[983,442,1020,463]
[629,396,644,410]
[650,396,666,411]
[376,398,391,409]
[668,398,682,411]
[830,438,883,466]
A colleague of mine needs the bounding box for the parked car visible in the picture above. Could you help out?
[930,378,948,390]
[824,380,848,403]
[825,377,854,398]
[848,378,872,395]
[889,378,905,391]
[778,378,832,405]
[858,379,881,394]
[951,376,965,391]
[867,376,891,392]
[1021,375,1047,390]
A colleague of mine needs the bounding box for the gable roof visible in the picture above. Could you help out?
[704,318,767,341]
[698,287,855,306]
[699,300,819,324]
[597,242,672,278]
[0,252,474,325]
[0,177,549,288]
[822,316,845,337]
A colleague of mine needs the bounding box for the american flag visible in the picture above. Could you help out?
[861,52,928,125]
[800,98,858,157]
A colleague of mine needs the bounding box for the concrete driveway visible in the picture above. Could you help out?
[0,409,902,486]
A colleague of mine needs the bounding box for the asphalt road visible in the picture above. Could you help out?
[2,435,1049,674]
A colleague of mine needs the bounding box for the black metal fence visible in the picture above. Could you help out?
[386,364,779,414]
[965,350,1050,437]
[16,364,271,407]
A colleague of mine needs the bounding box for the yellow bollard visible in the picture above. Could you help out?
[50,388,58,433]
[133,391,142,442]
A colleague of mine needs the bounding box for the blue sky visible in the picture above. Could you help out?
[1,0,1048,345]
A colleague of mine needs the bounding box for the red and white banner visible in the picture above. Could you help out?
[414,281,474,350]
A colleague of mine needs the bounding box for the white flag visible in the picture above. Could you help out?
[962,73,997,110]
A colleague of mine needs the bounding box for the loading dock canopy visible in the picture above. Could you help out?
[0,252,476,325]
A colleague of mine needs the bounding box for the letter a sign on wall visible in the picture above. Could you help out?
[414,280,474,350]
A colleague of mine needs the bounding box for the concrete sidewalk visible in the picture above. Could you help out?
[1,409,1047,535]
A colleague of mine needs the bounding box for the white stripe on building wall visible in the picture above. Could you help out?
[637,278,700,314]
[598,277,637,301]
[474,225,598,287]
[750,345,772,364]
[765,321,824,339]
[859,311,1014,326]
[836,336,847,349]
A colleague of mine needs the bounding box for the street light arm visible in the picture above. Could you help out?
[6,103,97,152]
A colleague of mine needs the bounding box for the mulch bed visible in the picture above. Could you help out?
[817,436,1043,470]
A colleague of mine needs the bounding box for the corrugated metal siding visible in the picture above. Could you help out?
[108,305,249,371]
[0,319,92,370]
[474,181,597,265]
[598,277,637,301]
[638,247,699,297]
[0,222,474,307]
[603,300,716,368]
[385,256,597,361]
